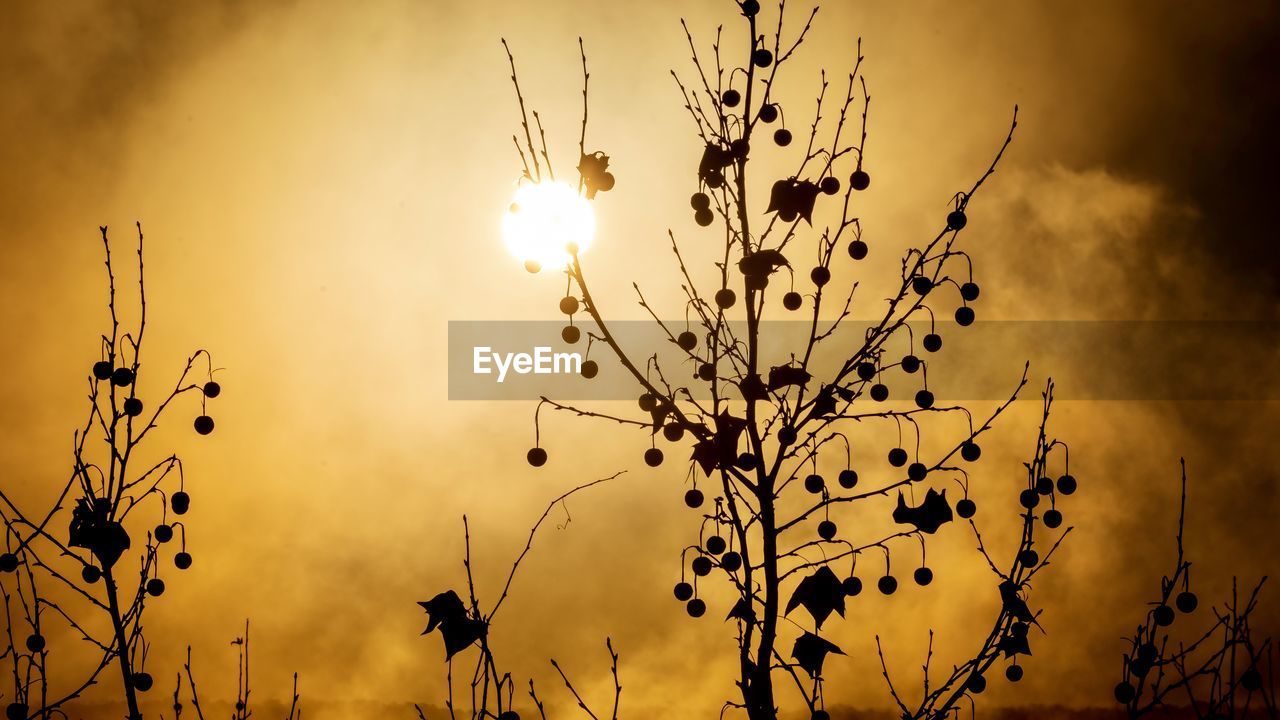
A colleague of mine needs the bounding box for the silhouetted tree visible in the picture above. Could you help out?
[418,474,625,720]
[1114,463,1275,720]
[174,620,302,720]
[0,225,221,720]
[490,2,1081,719]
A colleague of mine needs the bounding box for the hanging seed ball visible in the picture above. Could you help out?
[1035,476,1055,495]
[888,448,908,467]
[203,381,222,399]
[581,360,599,378]
[778,207,799,223]
[1011,621,1029,638]
[5,705,26,720]
[193,415,215,435]
[847,239,868,260]
[741,0,761,16]
[838,469,858,489]
[705,536,727,555]
[1043,509,1063,528]
[855,361,877,381]
[1114,682,1137,704]
[645,448,665,467]
[527,447,548,467]
[123,397,143,417]
[922,333,943,353]
[947,210,968,230]
[663,423,685,442]
[870,383,889,402]
[778,426,797,446]
[1241,668,1264,692]
[1056,474,1078,495]
[914,390,934,409]
[960,441,981,462]
[901,354,921,374]
[146,578,165,597]
[81,565,102,583]
[0,553,18,573]
[878,575,898,595]
[907,462,928,481]
[774,128,792,146]
[499,712,520,720]
[955,306,976,326]
[850,170,871,191]
[810,266,830,286]
[677,331,698,351]
[1176,590,1198,614]
[752,48,773,67]
[1019,489,1039,509]
[819,177,840,195]
[691,556,713,577]
[171,491,190,515]
[813,711,830,720]
[698,362,716,381]
[960,282,981,301]
[911,276,933,296]
[154,524,174,543]
[732,138,751,158]
[1006,665,1024,683]
[715,288,737,309]
[639,393,659,411]
[759,103,779,123]
[691,192,711,210]
[706,171,725,189]
[559,296,580,315]
[1153,604,1175,627]
[721,551,742,572]
[93,361,114,381]
[686,598,707,618]
[782,292,803,311]
[1018,549,1039,567]
[133,672,154,692]
[842,576,863,596]
[737,453,758,470]
[968,674,988,694]
[174,552,193,570]
[685,489,705,508]
[804,474,825,494]
[674,582,694,601]
[817,520,837,540]
[111,367,135,387]
[25,634,45,653]
[914,567,934,586]
[695,208,715,226]
[957,498,977,519]
[722,89,741,107]
[562,325,581,344]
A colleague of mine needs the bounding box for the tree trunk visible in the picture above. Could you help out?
[103,568,142,720]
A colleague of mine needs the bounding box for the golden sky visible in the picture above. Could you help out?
[1,1,1278,718]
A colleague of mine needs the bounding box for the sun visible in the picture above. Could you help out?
[502,181,596,273]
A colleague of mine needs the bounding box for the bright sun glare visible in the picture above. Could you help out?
[502,181,596,273]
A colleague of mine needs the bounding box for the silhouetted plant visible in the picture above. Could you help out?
[173,620,302,720]
[496,2,1079,719]
[1114,462,1275,720]
[417,474,625,720]
[0,225,220,720]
